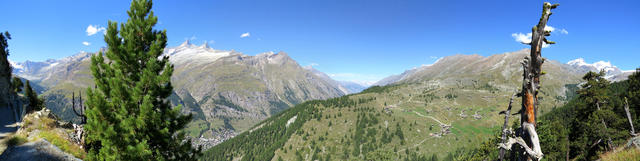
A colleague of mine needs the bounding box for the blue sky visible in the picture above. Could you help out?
[2,0,639,84]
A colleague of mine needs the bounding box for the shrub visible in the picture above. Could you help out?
[5,135,27,147]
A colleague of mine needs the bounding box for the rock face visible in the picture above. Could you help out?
[0,139,82,161]
[164,42,348,145]
[11,41,347,147]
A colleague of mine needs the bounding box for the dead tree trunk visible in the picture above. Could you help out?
[499,2,559,161]
[72,91,87,124]
[499,93,516,160]
[625,97,636,136]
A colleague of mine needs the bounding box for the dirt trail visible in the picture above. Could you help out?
[0,106,18,154]
[412,111,449,126]
[0,106,17,139]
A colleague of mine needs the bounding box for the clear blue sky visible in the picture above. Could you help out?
[2,0,639,84]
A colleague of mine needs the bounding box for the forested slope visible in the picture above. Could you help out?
[452,69,640,161]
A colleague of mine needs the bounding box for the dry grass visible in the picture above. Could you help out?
[600,148,640,161]
[38,130,85,159]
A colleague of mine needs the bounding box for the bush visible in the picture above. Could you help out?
[5,135,27,147]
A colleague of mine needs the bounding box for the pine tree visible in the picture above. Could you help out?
[84,0,200,160]
[24,80,42,113]
[11,77,23,93]
[574,70,621,160]
[628,68,640,116]
[0,31,12,104]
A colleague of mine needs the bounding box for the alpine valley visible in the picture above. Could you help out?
[9,45,632,154]
[198,49,635,160]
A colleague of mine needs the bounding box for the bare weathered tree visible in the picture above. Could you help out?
[499,93,516,159]
[624,97,636,136]
[72,91,87,124]
[499,2,559,161]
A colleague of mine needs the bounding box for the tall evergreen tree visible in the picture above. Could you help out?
[628,68,640,116]
[573,70,623,160]
[11,77,23,93]
[24,80,43,113]
[84,0,200,160]
[0,31,12,104]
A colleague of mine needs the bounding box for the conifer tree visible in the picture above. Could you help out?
[575,70,621,159]
[84,0,200,160]
[628,68,640,114]
[24,80,43,112]
[0,31,11,104]
[11,77,24,93]
[12,77,23,93]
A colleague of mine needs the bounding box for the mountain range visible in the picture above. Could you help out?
[374,51,634,86]
[9,46,634,151]
[566,58,635,82]
[9,40,363,148]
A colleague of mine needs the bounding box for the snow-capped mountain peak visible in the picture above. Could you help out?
[566,58,635,81]
[567,58,621,75]
[567,58,588,66]
[199,41,210,49]
[567,58,618,73]
[178,39,193,48]
[8,59,23,70]
[163,41,235,65]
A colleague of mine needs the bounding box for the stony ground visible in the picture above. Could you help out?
[1,108,84,160]
[0,139,81,161]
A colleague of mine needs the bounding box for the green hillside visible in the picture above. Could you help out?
[201,50,585,160]
[202,76,577,160]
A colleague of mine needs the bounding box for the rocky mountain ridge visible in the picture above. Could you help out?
[375,49,633,86]
[9,41,349,148]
